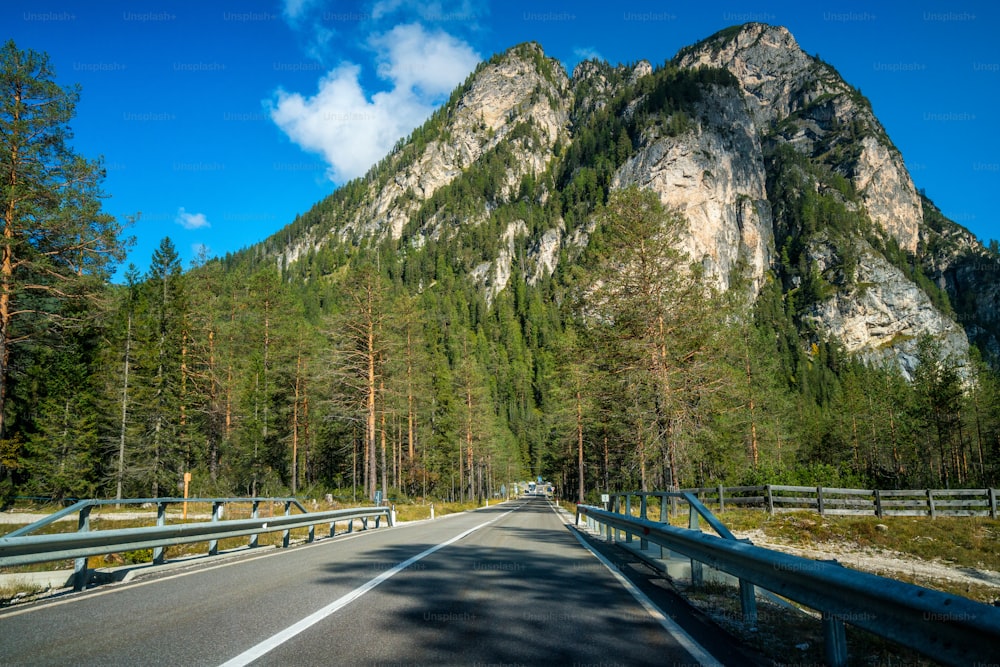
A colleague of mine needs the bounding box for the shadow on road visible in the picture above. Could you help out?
[304,497,706,665]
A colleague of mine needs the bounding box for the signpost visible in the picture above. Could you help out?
[182,472,192,519]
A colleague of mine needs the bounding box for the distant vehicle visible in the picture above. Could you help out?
[523,481,554,497]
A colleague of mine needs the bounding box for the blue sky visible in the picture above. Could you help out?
[5,1,998,278]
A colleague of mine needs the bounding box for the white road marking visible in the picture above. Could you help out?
[552,502,724,667]
[218,508,516,667]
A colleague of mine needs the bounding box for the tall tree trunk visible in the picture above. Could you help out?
[303,381,311,486]
[116,310,133,500]
[0,85,19,442]
[181,329,189,471]
[743,329,759,467]
[407,327,415,461]
[466,377,474,502]
[366,315,377,501]
[208,329,219,482]
[380,379,387,498]
[291,349,301,495]
[577,389,584,504]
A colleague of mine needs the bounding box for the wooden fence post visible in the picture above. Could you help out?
[817,486,825,516]
[718,484,725,512]
[766,485,774,515]
[927,490,936,519]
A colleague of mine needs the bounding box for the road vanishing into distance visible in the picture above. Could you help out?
[0,496,754,666]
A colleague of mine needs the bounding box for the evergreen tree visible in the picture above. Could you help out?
[912,335,965,487]
[129,238,185,497]
[0,41,128,489]
[577,186,723,490]
[324,261,392,501]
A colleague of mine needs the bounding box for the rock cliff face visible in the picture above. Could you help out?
[806,238,969,377]
[612,83,773,294]
[269,24,997,372]
[677,23,923,254]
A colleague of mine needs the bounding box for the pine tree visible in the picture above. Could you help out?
[130,238,185,497]
[577,186,722,490]
[0,41,127,486]
[325,262,392,501]
[912,335,965,487]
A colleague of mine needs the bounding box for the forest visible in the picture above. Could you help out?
[3,40,1000,507]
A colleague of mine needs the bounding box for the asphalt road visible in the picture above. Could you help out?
[0,496,749,666]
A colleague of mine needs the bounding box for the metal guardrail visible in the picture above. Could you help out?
[0,497,392,591]
[576,495,1000,667]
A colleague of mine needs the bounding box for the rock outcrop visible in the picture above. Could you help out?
[613,83,773,295]
[806,238,969,378]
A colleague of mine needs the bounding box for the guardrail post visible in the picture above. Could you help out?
[688,503,700,531]
[625,495,633,544]
[989,488,997,520]
[718,485,725,512]
[739,579,757,628]
[249,500,260,548]
[766,485,774,514]
[283,501,292,547]
[874,489,883,518]
[73,505,92,591]
[209,502,222,556]
[659,495,668,558]
[817,486,825,515]
[153,502,167,564]
[823,613,848,667]
[639,495,648,550]
[688,504,703,585]
[927,490,936,519]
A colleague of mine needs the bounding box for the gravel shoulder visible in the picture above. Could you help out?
[735,528,1000,594]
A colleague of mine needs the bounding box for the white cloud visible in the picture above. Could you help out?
[370,23,478,96]
[573,47,604,64]
[372,0,484,23]
[282,0,319,21]
[269,23,480,184]
[175,207,211,230]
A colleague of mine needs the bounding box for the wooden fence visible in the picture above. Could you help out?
[678,485,999,518]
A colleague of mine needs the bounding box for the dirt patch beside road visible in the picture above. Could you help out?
[735,528,1000,602]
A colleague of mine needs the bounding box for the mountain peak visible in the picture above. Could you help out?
[676,23,816,125]
[676,22,923,254]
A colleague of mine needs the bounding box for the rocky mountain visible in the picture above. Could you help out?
[266,23,1000,374]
